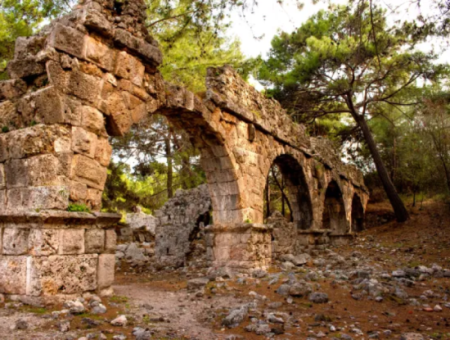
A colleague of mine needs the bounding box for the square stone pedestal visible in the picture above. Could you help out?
[0,211,120,303]
[205,223,272,271]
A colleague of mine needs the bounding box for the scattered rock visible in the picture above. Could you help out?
[111,315,127,327]
[309,292,329,304]
[65,300,86,314]
[15,319,28,330]
[222,305,249,328]
[289,282,313,297]
[187,277,209,291]
[91,303,107,314]
[59,320,70,333]
[400,333,424,340]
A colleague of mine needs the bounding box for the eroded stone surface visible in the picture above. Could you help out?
[28,254,98,296]
[0,256,27,294]
[155,184,211,268]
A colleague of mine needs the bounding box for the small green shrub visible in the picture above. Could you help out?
[2,126,9,133]
[67,203,91,213]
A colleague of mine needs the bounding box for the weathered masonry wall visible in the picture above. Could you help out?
[0,212,119,302]
[155,184,211,268]
[0,0,369,293]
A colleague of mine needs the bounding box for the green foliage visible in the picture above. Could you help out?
[67,203,91,213]
[0,0,72,76]
[146,0,248,92]
[1,126,9,133]
[106,114,207,213]
[258,1,447,138]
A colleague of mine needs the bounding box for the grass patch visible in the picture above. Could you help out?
[109,295,128,304]
[67,203,91,213]
[23,307,48,315]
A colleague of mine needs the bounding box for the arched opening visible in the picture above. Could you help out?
[264,154,313,230]
[323,180,348,234]
[351,194,365,232]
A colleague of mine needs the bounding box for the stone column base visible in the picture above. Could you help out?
[0,211,120,303]
[205,223,272,272]
[296,230,354,254]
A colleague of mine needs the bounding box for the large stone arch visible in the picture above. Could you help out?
[322,180,349,234]
[0,0,371,300]
[265,153,313,230]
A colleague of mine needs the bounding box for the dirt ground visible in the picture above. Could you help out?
[1,199,450,340]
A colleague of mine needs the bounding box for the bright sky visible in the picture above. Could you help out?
[227,0,446,59]
[225,0,447,89]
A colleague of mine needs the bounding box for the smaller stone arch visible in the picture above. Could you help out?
[322,180,348,234]
[269,154,313,230]
[351,194,365,232]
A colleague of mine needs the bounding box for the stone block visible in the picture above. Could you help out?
[84,9,112,36]
[27,254,98,296]
[0,134,8,162]
[28,229,60,256]
[85,229,104,253]
[7,59,45,79]
[34,87,65,124]
[0,100,19,129]
[5,159,29,188]
[70,180,88,202]
[2,228,29,255]
[14,35,46,60]
[0,79,27,100]
[86,188,102,210]
[60,229,85,255]
[105,92,132,136]
[114,51,145,86]
[104,229,116,253]
[46,60,69,89]
[0,190,5,214]
[85,37,115,71]
[7,124,70,159]
[95,138,112,167]
[0,256,27,294]
[0,164,4,189]
[80,106,106,135]
[27,154,63,186]
[71,155,107,190]
[50,23,86,59]
[54,136,72,154]
[97,254,115,289]
[68,70,103,104]
[72,126,98,158]
[6,183,69,212]
[114,29,162,66]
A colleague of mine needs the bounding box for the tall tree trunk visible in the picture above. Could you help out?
[271,168,293,217]
[265,176,271,218]
[165,131,173,199]
[354,113,409,222]
[391,135,397,182]
[281,177,286,217]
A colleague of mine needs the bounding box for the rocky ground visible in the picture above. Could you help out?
[1,200,450,340]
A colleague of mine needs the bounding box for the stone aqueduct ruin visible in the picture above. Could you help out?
[0,0,369,301]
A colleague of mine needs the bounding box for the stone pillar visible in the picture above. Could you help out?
[0,211,120,303]
[205,224,272,271]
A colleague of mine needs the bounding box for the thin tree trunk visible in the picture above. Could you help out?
[281,177,286,217]
[165,131,173,199]
[271,168,293,216]
[354,113,409,222]
[391,135,397,182]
